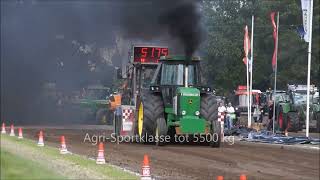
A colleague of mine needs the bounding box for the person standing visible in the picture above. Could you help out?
[218,102,226,128]
[226,103,235,130]
[218,102,227,115]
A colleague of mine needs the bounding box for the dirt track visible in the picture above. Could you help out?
[19,126,320,180]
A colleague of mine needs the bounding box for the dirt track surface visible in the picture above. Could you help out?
[18,126,320,180]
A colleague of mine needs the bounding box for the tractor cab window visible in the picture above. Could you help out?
[160,64,196,86]
[140,65,157,89]
[293,93,307,104]
[292,91,319,104]
[161,64,184,86]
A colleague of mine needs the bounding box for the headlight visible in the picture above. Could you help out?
[195,111,200,116]
[181,110,186,115]
[150,86,160,92]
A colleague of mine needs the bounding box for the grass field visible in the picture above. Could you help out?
[1,148,65,180]
[1,135,138,180]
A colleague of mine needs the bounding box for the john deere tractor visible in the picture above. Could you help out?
[75,84,111,124]
[135,56,220,147]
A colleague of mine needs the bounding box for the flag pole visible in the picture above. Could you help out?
[306,0,313,138]
[249,15,254,128]
[245,25,250,128]
[246,58,250,127]
[272,12,279,134]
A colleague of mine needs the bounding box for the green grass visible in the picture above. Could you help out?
[1,135,138,180]
[1,148,65,180]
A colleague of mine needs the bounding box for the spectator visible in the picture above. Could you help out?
[218,102,226,127]
[226,103,235,130]
[253,105,261,123]
[268,100,274,131]
[218,102,226,113]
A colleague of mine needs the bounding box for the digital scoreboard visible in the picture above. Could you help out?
[133,46,169,63]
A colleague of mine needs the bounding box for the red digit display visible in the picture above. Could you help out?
[134,46,169,63]
[141,48,147,58]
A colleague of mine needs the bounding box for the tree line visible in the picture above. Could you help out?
[201,0,319,95]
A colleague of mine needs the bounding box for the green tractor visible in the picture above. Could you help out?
[275,85,320,132]
[135,56,221,147]
[76,85,111,124]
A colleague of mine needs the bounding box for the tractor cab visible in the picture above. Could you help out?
[150,56,209,106]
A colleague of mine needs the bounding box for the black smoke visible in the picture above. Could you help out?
[119,0,205,57]
[1,0,205,125]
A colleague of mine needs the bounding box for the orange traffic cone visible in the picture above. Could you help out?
[141,154,151,180]
[59,136,68,154]
[9,124,15,136]
[1,123,6,134]
[18,128,23,139]
[96,142,106,164]
[217,176,224,180]
[37,130,44,146]
[239,174,247,180]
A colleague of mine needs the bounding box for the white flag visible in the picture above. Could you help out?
[301,0,311,42]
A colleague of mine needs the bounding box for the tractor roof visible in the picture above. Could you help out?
[87,85,110,90]
[160,55,201,61]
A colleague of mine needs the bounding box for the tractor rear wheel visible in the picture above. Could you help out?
[136,91,164,141]
[96,108,109,125]
[287,112,300,132]
[200,95,220,148]
[155,117,168,146]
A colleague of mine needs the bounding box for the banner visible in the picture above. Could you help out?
[301,0,311,42]
[270,12,277,70]
[243,25,250,65]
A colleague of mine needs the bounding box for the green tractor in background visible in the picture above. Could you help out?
[136,56,221,147]
[276,85,320,132]
[76,84,111,124]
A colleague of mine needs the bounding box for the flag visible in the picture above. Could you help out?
[301,0,311,42]
[270,12,277,70]
[243,25,251,65]
[296,25,306,39]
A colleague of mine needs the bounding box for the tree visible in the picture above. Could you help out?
[202,0,319,94]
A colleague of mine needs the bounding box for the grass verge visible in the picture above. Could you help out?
[1,148,65,180]
[1,135,138,180]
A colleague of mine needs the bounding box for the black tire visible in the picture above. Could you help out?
[316,112,320,133]
[135,91,164,139]
[155,118,168,146]
[200,95,218,122]
[200,95,220,148]
[95,108,108,125]
[287,112,300,132]
[210,120,221,148]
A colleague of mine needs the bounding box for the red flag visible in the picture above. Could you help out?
[270,12,277,70]
[243,25,251,65]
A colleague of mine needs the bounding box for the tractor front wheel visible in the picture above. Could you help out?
[200,95,220,148]
[316,112,320,133]
[155,117,168,146]
[210,120,221,148]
